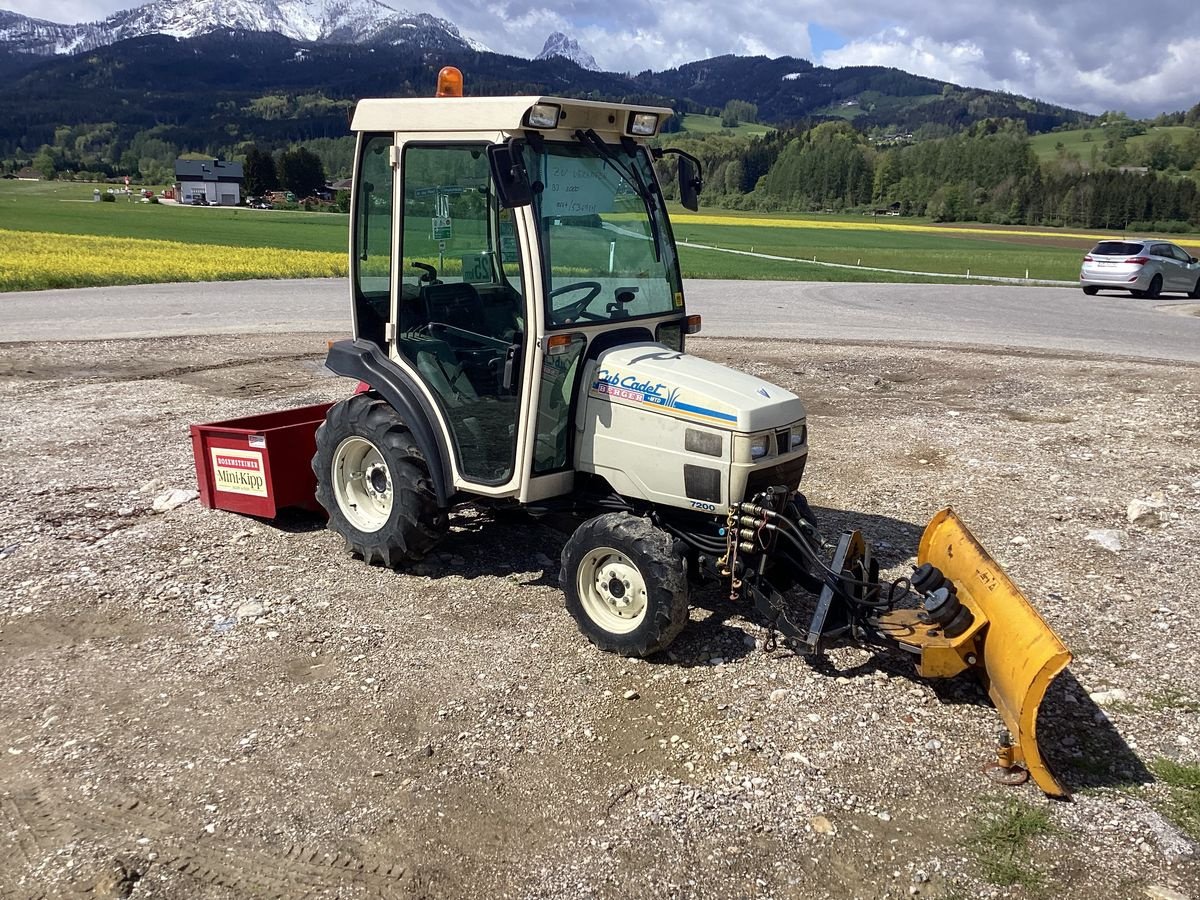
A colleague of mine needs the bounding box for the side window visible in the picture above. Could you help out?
[1171,245,1192,262]
[353,134,394,348]
[396,143,527,485]
[1150,244,1170,258]
[398,144,525,336]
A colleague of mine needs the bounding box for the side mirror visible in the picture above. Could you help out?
[1191,256,1198,264]
[487,141,533,208]
[655,147,704,211]
[679,156,700,211]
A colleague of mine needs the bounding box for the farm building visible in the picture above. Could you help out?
[174,159,244,206]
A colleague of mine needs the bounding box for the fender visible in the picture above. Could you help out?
[324,339,454,507]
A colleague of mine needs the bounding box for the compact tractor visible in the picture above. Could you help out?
[194,68,1072,795]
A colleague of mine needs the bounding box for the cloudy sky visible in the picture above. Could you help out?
[9,0,1200,116]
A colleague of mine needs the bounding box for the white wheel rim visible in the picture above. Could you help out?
[331,436,392,533]
[577,546,648,634]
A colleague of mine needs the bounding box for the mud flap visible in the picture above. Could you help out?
[918,508,1072,796]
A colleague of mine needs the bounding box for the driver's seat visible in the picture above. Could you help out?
[397,335,479,408]
[423,282,485,343]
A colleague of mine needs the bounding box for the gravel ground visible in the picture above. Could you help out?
[1,333,1198,900]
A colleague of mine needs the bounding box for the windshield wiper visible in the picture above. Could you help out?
[574,128,662,262]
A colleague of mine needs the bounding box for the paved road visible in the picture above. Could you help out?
[2,279,1198,362]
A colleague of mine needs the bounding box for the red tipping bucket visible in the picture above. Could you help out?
[190,403,332,518]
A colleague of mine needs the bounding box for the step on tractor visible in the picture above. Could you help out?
[202,67,1074,796]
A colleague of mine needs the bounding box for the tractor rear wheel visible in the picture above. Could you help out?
[561,513,688,657]
[313,394,446,567]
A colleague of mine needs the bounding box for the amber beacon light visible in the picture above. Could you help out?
[436,66,464,97]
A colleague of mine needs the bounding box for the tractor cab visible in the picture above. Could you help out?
[345,77,704,506]
[309,71,1073,797]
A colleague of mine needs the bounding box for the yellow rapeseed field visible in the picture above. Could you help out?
[0,229,347,292]
[669,212,1110,242]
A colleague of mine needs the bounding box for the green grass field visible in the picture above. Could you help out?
[813,90,942,123]
[671,221,1085,281]
[674,246,971,283]
[0,180,348,252]
[1029,125,1198,168]
[676,113,774,137]
[8,176,1195,289]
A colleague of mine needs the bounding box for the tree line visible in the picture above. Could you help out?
[9,101,1200,232]
[7,118,348,201]
[655,119,1200,230]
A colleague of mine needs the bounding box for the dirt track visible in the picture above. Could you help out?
[1,334,1198,899]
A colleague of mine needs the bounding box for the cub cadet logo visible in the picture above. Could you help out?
[210,448,268,497]
[590,368,739,426]
[591,369,679,408]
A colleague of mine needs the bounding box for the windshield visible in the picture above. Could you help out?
[527,141,684,328]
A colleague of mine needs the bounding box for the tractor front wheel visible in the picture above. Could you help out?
[561,513,688,657]
[313,394,447,567]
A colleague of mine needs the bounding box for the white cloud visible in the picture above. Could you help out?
[821,28,1200,116]
[432,0,817,73]
[822,29,985,86]
[5,0,1199,114]
[6,0,116,23]
[444,0,1200,114]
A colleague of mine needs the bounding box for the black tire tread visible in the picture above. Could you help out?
[1146,274,1163,299]
[560,513,688,658]
[312,393,447,567]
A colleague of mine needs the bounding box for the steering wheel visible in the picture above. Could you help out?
[548,281,604,324]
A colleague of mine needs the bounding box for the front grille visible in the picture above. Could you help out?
[744,455,807,499]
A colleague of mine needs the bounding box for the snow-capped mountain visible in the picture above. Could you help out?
[0,0,488,56]
[535,31,597,71]
[0,9,106,54]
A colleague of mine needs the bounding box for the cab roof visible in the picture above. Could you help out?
[350,96,674,139]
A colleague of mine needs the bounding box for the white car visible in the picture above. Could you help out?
[1080,239,1200,298]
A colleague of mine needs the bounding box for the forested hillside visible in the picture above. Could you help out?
[637,57,1081,134]
[654,119,1200,230]
[2,27,1194,229]
[0,28,1089,180]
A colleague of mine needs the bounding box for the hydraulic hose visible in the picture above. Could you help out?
[737,509,892,610]
[661,521,726,554]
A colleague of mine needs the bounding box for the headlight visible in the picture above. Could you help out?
[791,424,807,451]
[749,435,771,460]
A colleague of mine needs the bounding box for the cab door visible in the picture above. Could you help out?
[394,142,531,488]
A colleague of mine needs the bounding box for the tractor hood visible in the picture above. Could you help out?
[586,342,805,433]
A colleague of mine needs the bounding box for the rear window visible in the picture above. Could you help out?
[1089,242,1144,256]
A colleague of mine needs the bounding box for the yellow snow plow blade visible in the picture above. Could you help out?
[916,507,1072,796]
